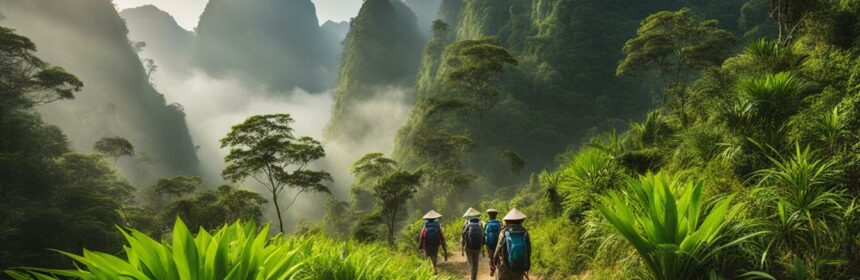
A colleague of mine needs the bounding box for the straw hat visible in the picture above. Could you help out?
[422,210,443,220]
[462,207,481,218]
[503,208,527,221]
[486,208,499,213]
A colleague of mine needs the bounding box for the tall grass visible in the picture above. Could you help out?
[747,144,853,278]
[598,172,750,280]
[6,218,452,280]
[754,144,842,231]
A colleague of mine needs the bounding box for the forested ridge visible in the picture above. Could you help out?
[3,0,860,279]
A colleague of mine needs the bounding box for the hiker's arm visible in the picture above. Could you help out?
[418,227,426,250]
[480,228,486,256]
[440,228,447,251]
[526,231,532,269]
[461,226,466,252]
[492,230,505,266]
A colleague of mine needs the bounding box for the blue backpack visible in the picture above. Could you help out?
[485,220,501,247]
[424,221,442,246]
[504,227,529,271]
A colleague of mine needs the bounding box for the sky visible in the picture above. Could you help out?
[112,0,363,30]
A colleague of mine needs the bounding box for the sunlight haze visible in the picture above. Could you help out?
[112,0,361,30]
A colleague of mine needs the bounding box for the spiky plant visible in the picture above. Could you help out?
[558,147,621,218]
[598,172,745,280]
[744,38,808,72]
[754,144,843,231]
[627,110,666,149]
[589,129,627,159]
[736,72,812,129]
[813,106,848,151]
[7,219,306,280]
[6,219,452,280]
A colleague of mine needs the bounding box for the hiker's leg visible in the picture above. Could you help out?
[426,247,439,274]
[487,247,495,272]
[466,249,480,280]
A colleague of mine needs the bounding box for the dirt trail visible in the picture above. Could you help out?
[438,249,545,280]
[438,249,495,280]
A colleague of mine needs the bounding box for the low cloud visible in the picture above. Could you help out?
[151,69,412,230]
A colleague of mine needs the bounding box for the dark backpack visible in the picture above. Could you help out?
[464,221,483,250]
[424,221,442,246]
[504,227,529,271]
[485,220,501,246]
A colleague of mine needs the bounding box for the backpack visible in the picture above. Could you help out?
[424,221,442,246]
[504,226,529,272]
[485,220,501,246]
[464,221,483,250]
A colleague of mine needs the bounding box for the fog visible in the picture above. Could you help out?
[0,0,425,231]
[112,0,363,30]
[0,0,201,184]
[150,68,413,226]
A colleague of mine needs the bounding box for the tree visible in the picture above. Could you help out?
[351,153,398,186]
[373,169,423,245]
[153,176,202,199]
[143,58,157,83]
[221,114,332,233]
[617,8,734,126]
[349,153,399,211]
[443,39,518,134]
[0,26,83,113]
[93,136,135,164]
[768,0,824,46]
[160,184,266,230]
[501,150,526,175]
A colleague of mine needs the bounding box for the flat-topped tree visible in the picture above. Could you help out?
[93,136,135,164]
[220,114,332,233]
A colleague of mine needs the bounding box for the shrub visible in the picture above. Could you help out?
[6,218,453,280]
[598,172,749,280]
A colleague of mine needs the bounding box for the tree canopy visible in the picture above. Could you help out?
[221,114,332,232]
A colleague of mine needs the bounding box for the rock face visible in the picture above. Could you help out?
[0,0,200,182]
[120,5,195,75]
[321,20,350,44]
[193,0,338,93]
[324,0,425,142]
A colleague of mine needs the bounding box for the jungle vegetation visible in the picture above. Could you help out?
[3,0,860,279]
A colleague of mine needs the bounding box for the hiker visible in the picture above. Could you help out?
[462,207,484,280]
[492,208,531,280]
[419,210,447,275]
[484,208,502,276]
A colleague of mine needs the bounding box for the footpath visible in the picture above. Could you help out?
[438,249,495,280]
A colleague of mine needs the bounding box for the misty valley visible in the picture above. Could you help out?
[2,0,860,279]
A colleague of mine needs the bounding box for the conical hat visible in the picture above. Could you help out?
[422,210,442,220]
[462,207,481,218]
[486,208,499,213]
[503,208,527,221]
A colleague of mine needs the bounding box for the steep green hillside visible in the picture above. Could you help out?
[0,0,199,182]
[392,0,759,209]
[324,0,424,142]
[488,2,860,279]
[193,0,336,92]
[120,5,195,74]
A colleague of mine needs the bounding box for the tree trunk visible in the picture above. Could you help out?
[272,192,285,233]
[388,205,398,245]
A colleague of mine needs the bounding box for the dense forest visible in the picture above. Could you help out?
[2,0,860,279]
